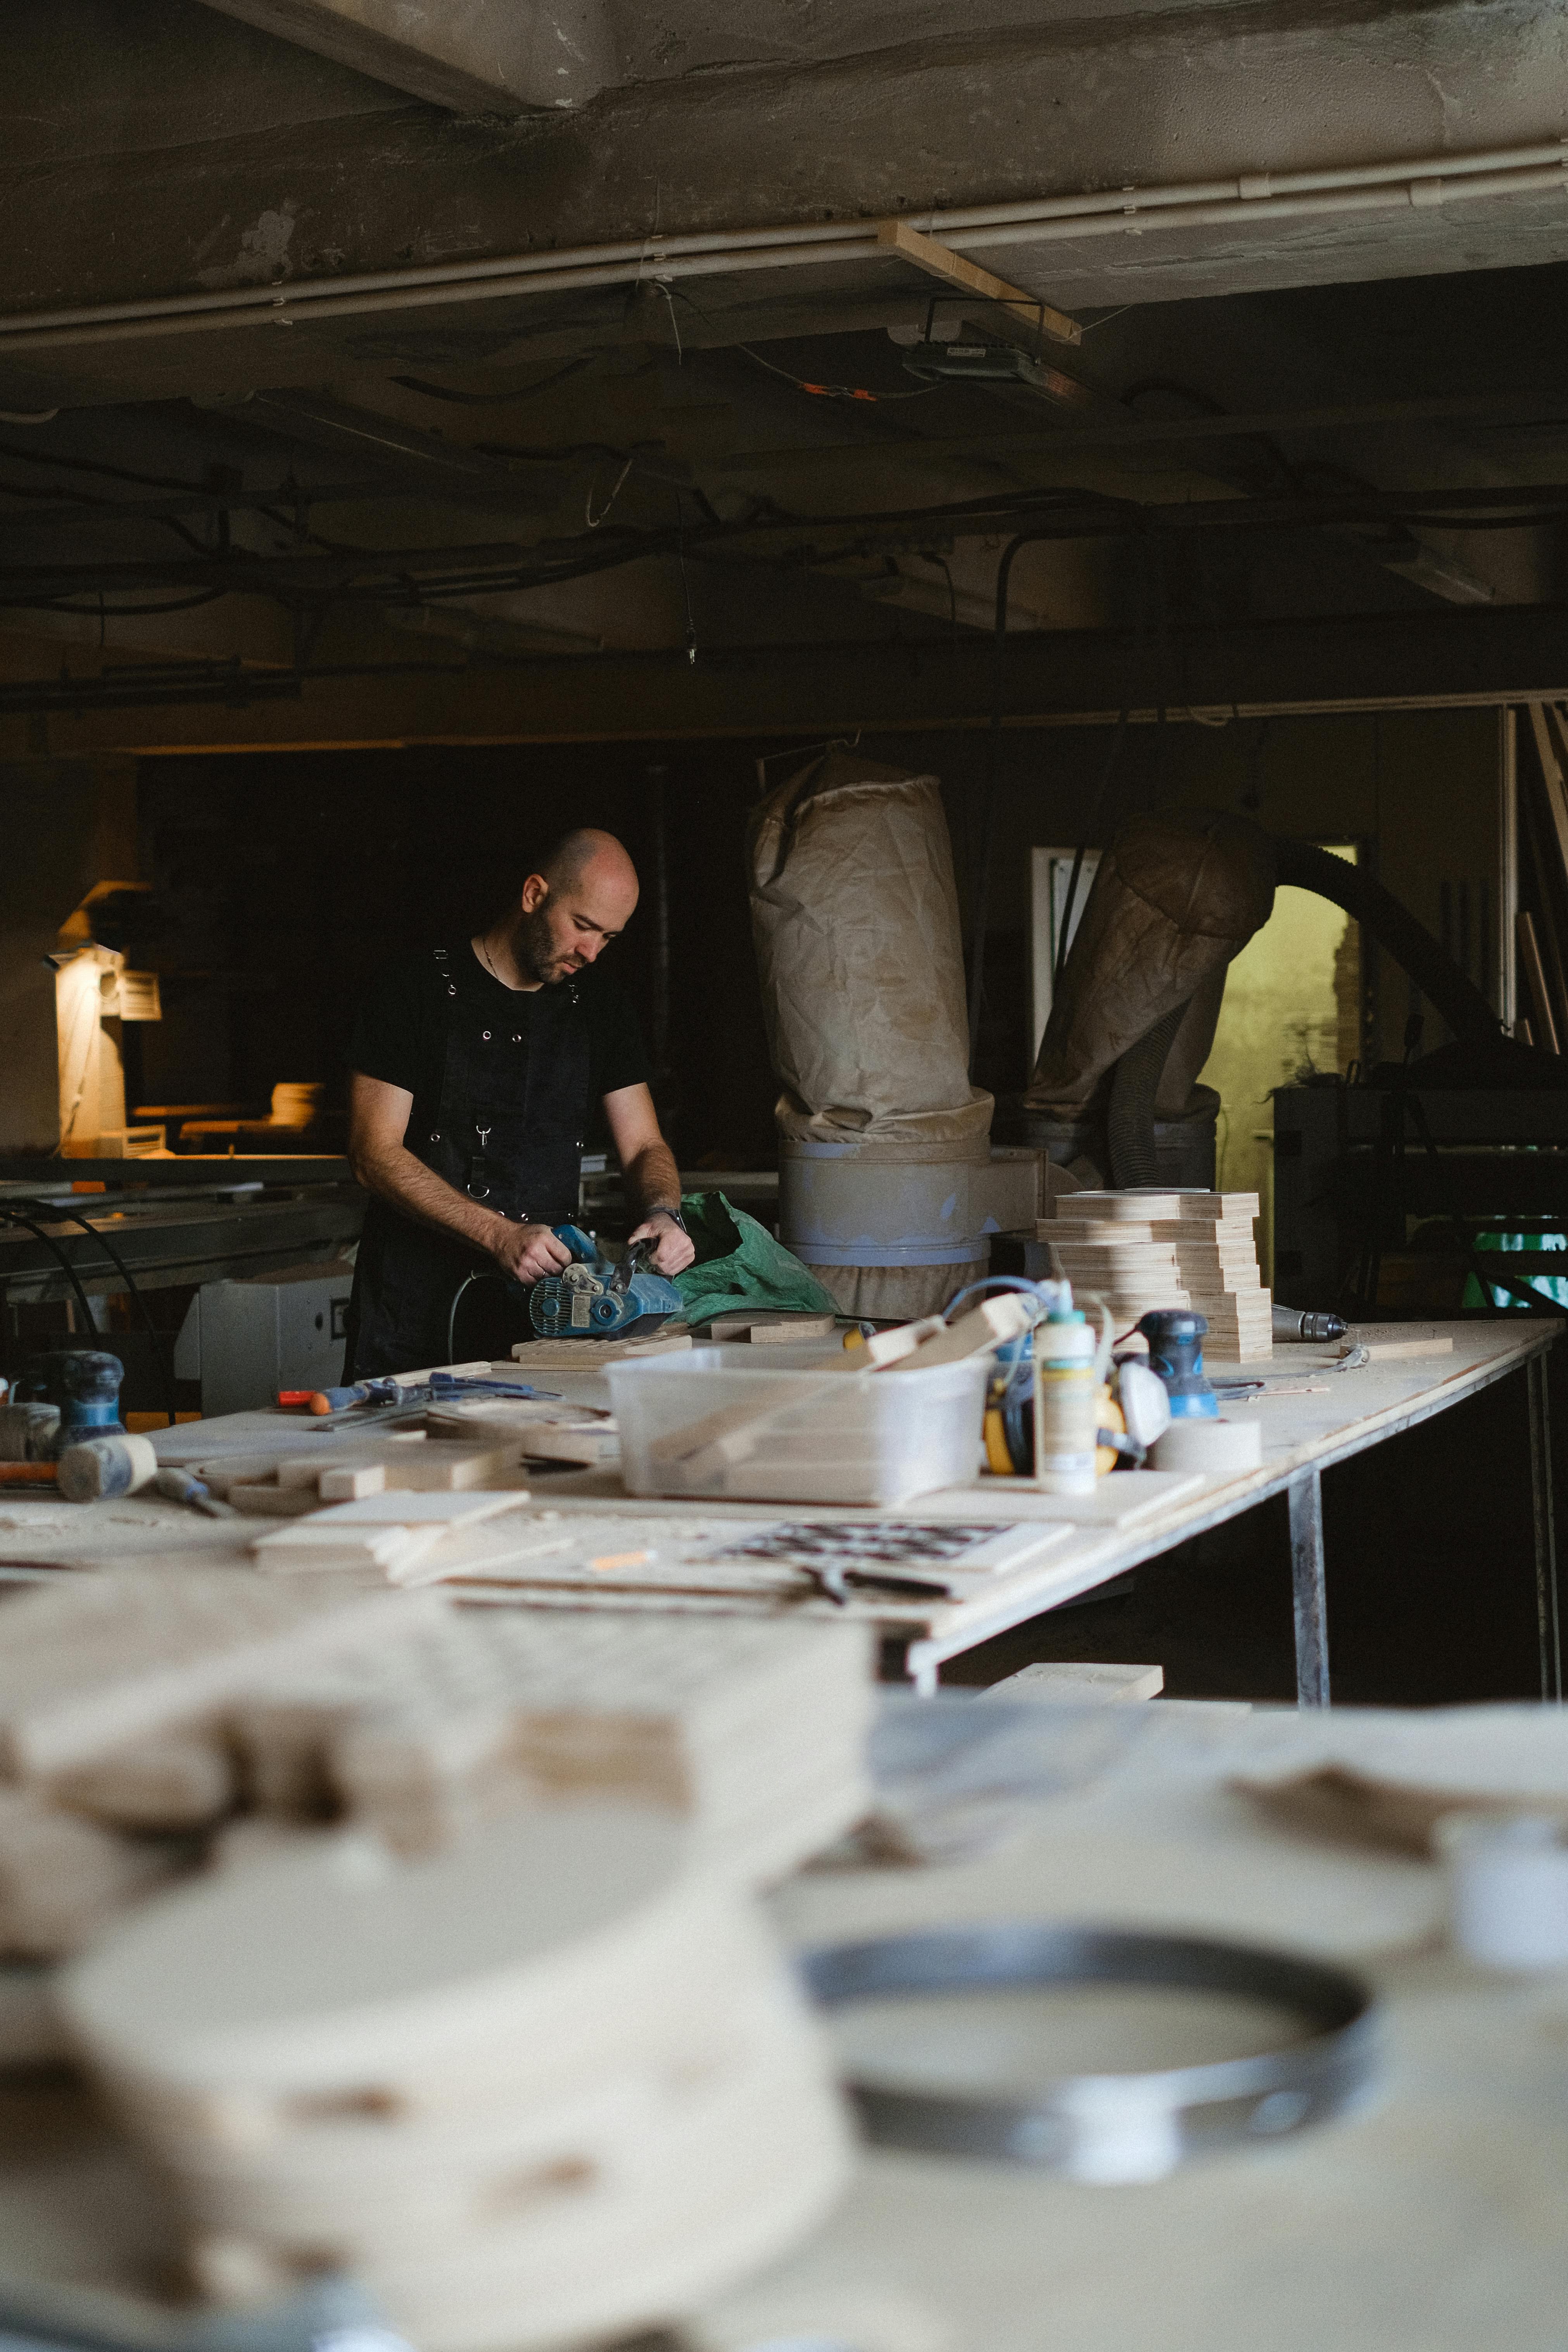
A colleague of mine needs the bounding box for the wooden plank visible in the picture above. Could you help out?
[516,1422,620,1466]
[1517,911,1562,1054]
[505,1333,693,1369]
[1515,748,1568,1043]
[1351,1335,1454,1362]
[744,1316,840,1345]
[228,1483,321,1518]
[875,219,1081,345]
[1018,1471,1206,1524]
[982,1660,1164,1703]
[1530,701,1568,879]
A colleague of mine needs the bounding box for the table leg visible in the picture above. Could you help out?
[1288,1466,1330,1707]
[1528,1352,1562,1704]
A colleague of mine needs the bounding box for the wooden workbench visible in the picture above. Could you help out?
[454,1317,1566,1704]
[0,1318,1553,1710]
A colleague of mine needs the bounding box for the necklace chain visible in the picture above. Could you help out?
[478,931,503,984]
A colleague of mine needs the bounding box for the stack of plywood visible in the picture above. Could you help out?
[0,1560,875,1991]
[0,1569,444,1960]
[1036,1190,1192,1324]
[231,1606,875,1891]
[0,1567,437,1787]
[59,1805,851,2352]
[1038,1189,1270,1359]
[1163,1191,1271,1360]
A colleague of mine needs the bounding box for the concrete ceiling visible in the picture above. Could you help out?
[1,0,1567,753]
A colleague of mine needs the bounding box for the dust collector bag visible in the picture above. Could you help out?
[748,749,990,1133]
[1027,808,1275,1116]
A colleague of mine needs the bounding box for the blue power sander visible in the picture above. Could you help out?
[528,1225,684,1342]
[1135,1309,1219,1419]
[13,1350,127,1457]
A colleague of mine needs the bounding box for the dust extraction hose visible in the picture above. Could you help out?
[1107,999,1193,1188]
[1271,839,1499,1045]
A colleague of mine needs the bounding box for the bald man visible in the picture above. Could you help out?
[343,829,695,1377]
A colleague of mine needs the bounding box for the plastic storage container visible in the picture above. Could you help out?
[608,1348,990,1506]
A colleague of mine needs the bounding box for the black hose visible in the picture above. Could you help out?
[1271,838,1499,1044]
[1107,1000,1193,1188]
[0,1209,102,1344]
[448,1267,520,1364]
[10,1198,177,1425]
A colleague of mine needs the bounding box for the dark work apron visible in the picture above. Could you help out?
[345,945,591,1378]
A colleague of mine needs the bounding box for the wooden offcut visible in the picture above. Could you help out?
[876,219,1081,345]
[59,1805,853,2352]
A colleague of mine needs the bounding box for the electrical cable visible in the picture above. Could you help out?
[14,474,1568,620]
[661,281,945,403]
[585,454,635,530]
[5,471,1568,656]
[0,473,214,557]
[1051,540,1151,993]
[940,1274,1055,1326]
[470,439,654,467]
[390,358,597,405]
[9,1198,180,1423]
[0,476,117,510]
[0,1209,101,1342]
[969,519,1095,1070]
[24,589,230,617]
[673,490,698,664]
[0,439,205,495]
[447,1267,520,1364]
[447,1271,482,1365]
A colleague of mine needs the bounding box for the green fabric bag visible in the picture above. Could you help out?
[673,1189,838,1326]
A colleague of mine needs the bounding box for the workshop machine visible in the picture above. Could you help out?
[1025,808,1561,1190]
[527,1226,685,1342]
[1024,806,1568,1322]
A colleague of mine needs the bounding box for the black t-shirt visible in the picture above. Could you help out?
[346,943,648,1110]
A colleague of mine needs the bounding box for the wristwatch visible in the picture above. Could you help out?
[646,1205,688,1233]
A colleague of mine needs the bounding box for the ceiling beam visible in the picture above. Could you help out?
[5,0,1568,396]
[6,603,1568,759]
[188,0,612,113]
[716,392,1568,478]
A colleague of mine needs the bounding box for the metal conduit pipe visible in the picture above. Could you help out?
[0,220,881,339]
[924,136,1568,228]
[964,164,1568,254]
[0,140,1563,356]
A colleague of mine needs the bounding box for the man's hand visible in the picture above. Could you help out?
[603,1086,695,1279]
[488,1220,574,1285]
[630,1210,696,1277]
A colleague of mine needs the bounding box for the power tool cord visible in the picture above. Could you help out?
[0,1209,102,1357]
[10,1197,179,1425]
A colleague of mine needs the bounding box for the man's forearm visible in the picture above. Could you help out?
[354,1138,504,1257]
[623,1140,682,1221]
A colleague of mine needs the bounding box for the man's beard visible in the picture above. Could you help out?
[514,900,572,984]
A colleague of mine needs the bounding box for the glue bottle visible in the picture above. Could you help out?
[1033,1308,1100,1495]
